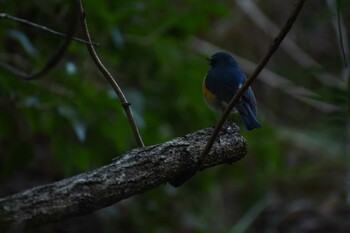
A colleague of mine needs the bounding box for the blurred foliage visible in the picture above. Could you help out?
[1,0,350,232]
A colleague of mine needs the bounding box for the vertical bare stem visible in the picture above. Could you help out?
[76,0,144,147]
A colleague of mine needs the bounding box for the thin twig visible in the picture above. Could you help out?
[76,0,144,147]
[235,0,344,90]
[325,0,350,83]
[198,0,307,169]
[0,13,98,46]
[0,4,77,80]
[336,0,348,68]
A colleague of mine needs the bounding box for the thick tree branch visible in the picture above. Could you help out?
[0,124,246,231]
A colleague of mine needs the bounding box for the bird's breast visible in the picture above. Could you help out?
[202,77,226,112]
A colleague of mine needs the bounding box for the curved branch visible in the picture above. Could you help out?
[0,124,246,231]
[76,0,144,147]
[0,2,77,81]
[0,13,98,46]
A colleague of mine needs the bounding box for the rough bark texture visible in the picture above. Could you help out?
[0,124,247,231]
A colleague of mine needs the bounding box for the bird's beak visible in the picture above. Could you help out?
[206,58,212,62]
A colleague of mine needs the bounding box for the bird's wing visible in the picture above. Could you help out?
[218,68,258,116]
[206,67,257,114]
[217,68,246,103]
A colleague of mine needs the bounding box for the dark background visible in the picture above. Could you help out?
[1,0,349,232]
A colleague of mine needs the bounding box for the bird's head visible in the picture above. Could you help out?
[207,52,239,68]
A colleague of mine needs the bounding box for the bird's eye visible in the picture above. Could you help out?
[210,59,217,66]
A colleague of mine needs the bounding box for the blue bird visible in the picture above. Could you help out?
[202,52,261,130]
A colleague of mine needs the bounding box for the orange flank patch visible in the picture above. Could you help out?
[202,79,216,102]
[202,78,225,112]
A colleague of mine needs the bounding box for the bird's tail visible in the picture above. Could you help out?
[240,102,261,131]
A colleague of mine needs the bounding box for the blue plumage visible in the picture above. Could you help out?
[203,52,261,130]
